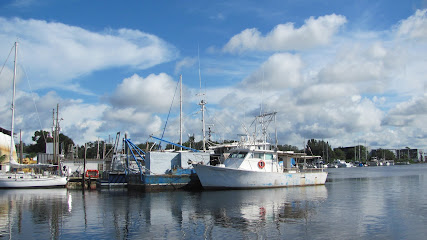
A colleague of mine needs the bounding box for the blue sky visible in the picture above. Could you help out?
[0,0,426,151]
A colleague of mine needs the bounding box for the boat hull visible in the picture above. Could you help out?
[193,164,328,189]
[0,175,68,188]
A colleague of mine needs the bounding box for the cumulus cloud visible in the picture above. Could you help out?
[241,53,303,89]
[383,94,427,128]
[100,107,163,139]
[296,83,357,105]
[110,73,179,113]
[318,42,401,89]
[396,9,427,41]
[223,14,347,53]
[0,17,178,92]
[389,94,427,116]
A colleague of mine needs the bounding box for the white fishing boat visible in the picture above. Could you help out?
[192,112,328,189]
[0,42,67,188]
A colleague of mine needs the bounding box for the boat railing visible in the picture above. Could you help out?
[283,167,325,173]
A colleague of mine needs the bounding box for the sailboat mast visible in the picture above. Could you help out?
[9,42,18,162]
[197,46,206,151]
[179,75,183,151]
[201,99,206,151]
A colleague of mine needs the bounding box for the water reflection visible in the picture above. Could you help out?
[3,166,427,239]
[0,186,328,239]
[0,189,69,239]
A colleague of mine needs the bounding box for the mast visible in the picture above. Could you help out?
[200,100,206,151]
[179,75,182,151]
[197,46,206,151]
[53,108,56,165]
[9,42,18,163]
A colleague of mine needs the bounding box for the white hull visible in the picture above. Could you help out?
[193,164,327,189]
[0,174,67,188]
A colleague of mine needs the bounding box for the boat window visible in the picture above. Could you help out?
[265,154,273,160]
[254,153,264,159]
[229,152,248,159]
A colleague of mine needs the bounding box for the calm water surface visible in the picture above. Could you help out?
[1,164,427,239]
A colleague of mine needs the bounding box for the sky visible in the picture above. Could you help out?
[0,0,426,151]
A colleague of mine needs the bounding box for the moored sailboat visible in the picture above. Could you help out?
[0,42,67,188]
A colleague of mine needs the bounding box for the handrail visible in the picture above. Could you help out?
[283,167,325,173]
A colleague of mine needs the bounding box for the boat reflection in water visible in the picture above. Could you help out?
[194,186,328,233]
[0,189,69,239]
[100,186,328,239]
[0,186,327,239]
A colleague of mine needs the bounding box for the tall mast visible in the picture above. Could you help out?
[9,42,18,163]
[197,46,206,151]
[56,103,59,165]
[179,75,183,151]
[53,108,56,165]
[200,99,206,151]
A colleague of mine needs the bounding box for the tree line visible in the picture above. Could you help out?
[20,131,410,162]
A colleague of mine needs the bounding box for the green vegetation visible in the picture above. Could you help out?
[18,131,423,163]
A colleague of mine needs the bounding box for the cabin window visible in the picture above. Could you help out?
[254,153,264,159]
[229,152,247,159]
[265,154,273,160]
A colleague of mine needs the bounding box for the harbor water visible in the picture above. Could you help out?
[1,164,427,239]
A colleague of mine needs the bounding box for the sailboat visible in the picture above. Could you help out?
[0,42,67,188]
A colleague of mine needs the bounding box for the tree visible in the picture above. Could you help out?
[0,154,6,163]
[25,130,74,155]
[306,139,334,162]
[277,144,301,152]
[26,130,51,153]
[372,149,396,160]
[59,133,74,152]
[333,148,346,160]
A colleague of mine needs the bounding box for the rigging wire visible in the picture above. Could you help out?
[21,62,48,144]
[159,78,180,149]
[0,45,14,77]
[1,42,48,144]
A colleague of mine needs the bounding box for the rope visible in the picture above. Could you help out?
[21,63,48,144]
[0,45,14,77]
[159,79,180,149]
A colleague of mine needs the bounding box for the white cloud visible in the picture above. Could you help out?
[0,17,178,92]
[110,73,179,113]
[317,42,401,90]
[389,94,427,116]
[241,53,303,89]
[383,94,427,128]
[396,9,427,41]
[296,83,357,105]
[223,14,347,53]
